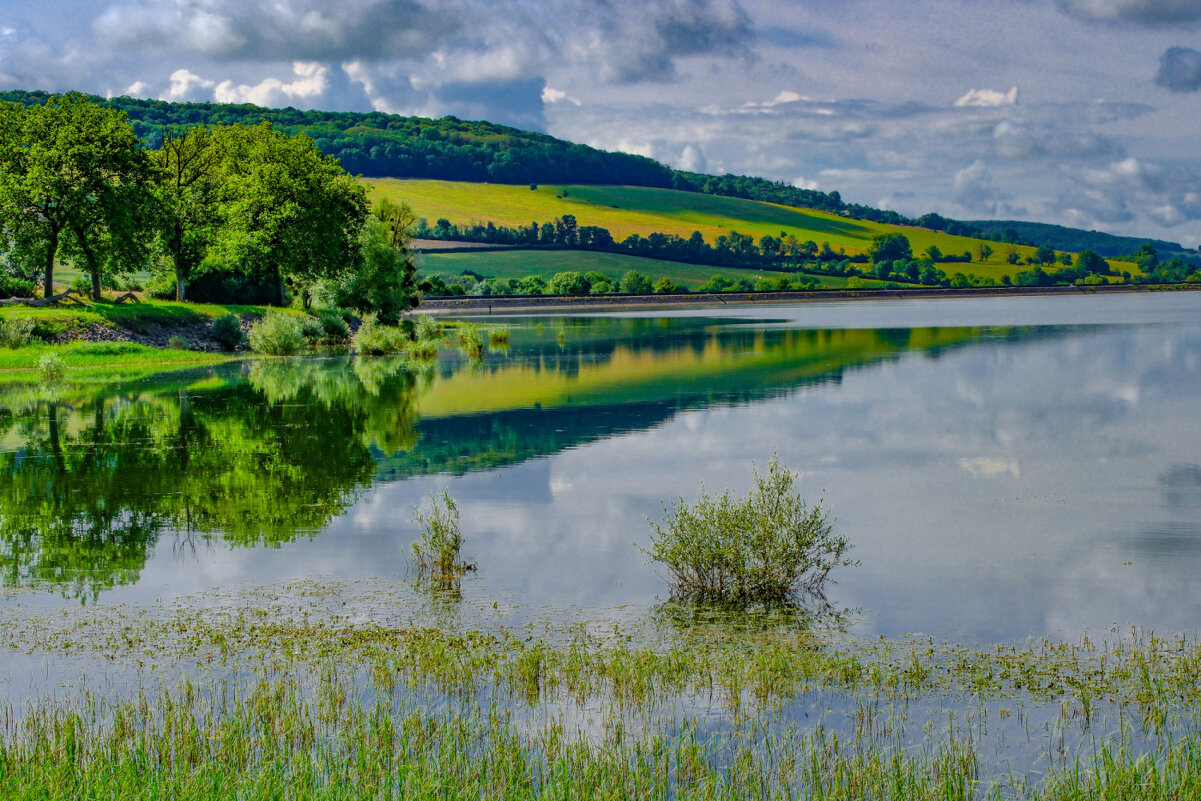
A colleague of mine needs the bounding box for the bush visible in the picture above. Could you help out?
[317,310,350,343]
[167,335,189,349]
[0,274,36,299]
[351,312,409,355]
[38,352,65,384]
[619,270,653,294]
[146,274,177,301]
[488,328,510,346]
[412,491,475,581]
[643,455,852,607]
[0,316,36,348]
[247,311,306,356]
[653,278,682,294]
[299,316,325,344]
[415,315,443,342]
[210,314,243,351]
[456,322,486,358]
[406,339,439,360]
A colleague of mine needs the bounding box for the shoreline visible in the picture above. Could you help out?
[416,280,1200,315]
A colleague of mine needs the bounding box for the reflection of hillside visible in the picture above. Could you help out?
[381,324,1023,478]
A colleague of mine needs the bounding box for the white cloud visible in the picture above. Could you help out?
[954,86,1018,107]
[123,80,149,96]
[213,61,329,106]
[160,68,215,102]
[541,86,580,106]
[792,175,820,190]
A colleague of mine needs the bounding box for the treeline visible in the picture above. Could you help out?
[0,90,1065,250]
[0,93,419,319]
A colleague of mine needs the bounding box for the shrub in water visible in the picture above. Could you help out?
[415,315,443,343]
[247,311,306,356]
[644,454,853,607]
[456,322,486,358]
[210,313,244,351]
[38,352,65,384]
[488,328,510,346]
[412,491,475,581]
[406,339,439,361]
[351,312,408,355]
[0,316,36,348]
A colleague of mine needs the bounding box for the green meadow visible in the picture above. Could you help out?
[417,248,899,290]
[367,178,1119,282]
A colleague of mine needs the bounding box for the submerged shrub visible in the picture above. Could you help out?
[351,312,409,355]
[210,313,243,351]
[247,311,306,356]
[413,491,475,580]
[644,454,852,607]
[488,328,510,346]
[38,352,65,384]
[0,316,36,348]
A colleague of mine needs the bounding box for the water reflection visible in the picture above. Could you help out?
[1,295,1199,642]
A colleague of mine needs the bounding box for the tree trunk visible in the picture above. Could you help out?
[275,267,287,307]
[43,229,58,300]
[174,252,187,302]
[91,268,101,302]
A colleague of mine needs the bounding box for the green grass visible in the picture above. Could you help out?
[370,179,1137,282]
[0,341,233,374]
[0,297,273,339]
[419,249,898,291]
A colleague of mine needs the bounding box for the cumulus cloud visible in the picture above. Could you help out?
[214,61,329,106]
[954,159,1009,212]
[1057,0,1201,24]
[954,86,1018,107]
[541,86,581,106]
[1156,46,1201,92]
[160,68,215,101]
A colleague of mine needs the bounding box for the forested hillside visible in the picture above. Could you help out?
[967,220,1198,265]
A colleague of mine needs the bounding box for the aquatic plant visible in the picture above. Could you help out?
[643,454,852,607]
[456,322,486,359]
[488,327,510,346]
[415,314,443,342]
[350,312,408,355]
[412,491,475,581]
[247,311,306,356]
[37,352,65,384]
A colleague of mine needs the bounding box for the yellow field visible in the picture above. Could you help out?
[366,179,1119,281]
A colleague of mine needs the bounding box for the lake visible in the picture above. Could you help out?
[3,291,1200,643]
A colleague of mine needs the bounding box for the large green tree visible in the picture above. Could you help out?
[208,123,367,306]
[150,126,225,302]
[0,93,153,299]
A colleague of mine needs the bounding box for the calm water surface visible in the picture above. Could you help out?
[3,292,1200,642]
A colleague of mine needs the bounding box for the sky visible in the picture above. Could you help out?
[1,1,1199,247]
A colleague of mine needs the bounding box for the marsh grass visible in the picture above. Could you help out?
[488,327,511,346]
[414,314,443,343]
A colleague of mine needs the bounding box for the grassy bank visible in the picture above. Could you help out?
[2,581,1200,799]
[0,340,233,375]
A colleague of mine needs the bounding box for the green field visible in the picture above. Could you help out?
[418,249,898,290]
[368,179,1126,282]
